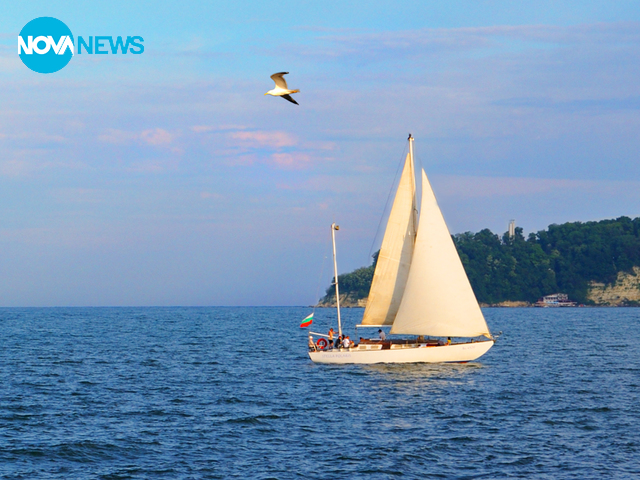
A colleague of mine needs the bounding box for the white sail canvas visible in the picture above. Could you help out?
[361,153,416,326]
[390,170,491,338]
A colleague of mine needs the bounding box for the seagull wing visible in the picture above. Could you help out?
[270,72,289,90]
[281,94,299,105]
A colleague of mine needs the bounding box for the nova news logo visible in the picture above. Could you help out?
[18,17,144,74]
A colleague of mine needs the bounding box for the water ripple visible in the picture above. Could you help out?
[1,307,639,478]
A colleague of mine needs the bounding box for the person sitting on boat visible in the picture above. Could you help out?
[308,335,316,351]
[342,336,351,348]
[336,335,343,348]
[447,337,452,346]
[378,329,386,341]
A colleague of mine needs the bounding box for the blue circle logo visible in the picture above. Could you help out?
[18,17,74,74]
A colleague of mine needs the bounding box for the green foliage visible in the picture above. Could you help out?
[533,216,640,303]
[323,217,640,305]
[324,251,378,301]
[455,227,558,303]
[453,228,557,303]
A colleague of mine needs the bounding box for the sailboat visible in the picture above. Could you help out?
[308,135,494,364]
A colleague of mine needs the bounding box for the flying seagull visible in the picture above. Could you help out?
[265,72,299,105]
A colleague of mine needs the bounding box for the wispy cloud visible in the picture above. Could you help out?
[190,125,331,170]
[492,95,640,112]
[126,159,179,173]
[0,51,22,73]
[140,128,174,146]
[191,124,248,133]
[277,174,372,194]
[0,159,33,177]
[432,175,640,200]
[97,129,139,145]
[98,128,180,151]
[0,132,67,145]
[0,153,82,177]
[306,21,640,60]
[270,152,310,170]
[229,130,297,148]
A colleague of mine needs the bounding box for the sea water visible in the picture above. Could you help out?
[1,307,639,479]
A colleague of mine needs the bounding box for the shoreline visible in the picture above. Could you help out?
[315,301,640,308]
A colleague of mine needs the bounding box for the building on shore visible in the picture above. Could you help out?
[534,293,577,307]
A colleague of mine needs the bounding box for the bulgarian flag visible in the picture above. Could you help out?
[300,313,313,328]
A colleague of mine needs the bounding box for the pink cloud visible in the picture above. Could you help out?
[140,128,174,146]
[191,125,248,133]
[270,153,311,170]
[98,128,180,152]
[230,130,296,148]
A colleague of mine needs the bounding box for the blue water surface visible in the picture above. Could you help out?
[1,307,639,479]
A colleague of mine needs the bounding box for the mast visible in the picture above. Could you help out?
[408,134,418,238]
[331,223,342,337]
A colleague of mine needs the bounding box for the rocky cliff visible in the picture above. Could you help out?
[316,293,367,308]
[588,267,640,306]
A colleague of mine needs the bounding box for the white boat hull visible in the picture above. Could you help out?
[308,340,494,364]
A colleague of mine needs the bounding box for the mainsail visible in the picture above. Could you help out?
[390,170,491,337]
[360,153,416,326]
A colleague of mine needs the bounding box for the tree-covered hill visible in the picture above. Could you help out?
[320,216,640,305]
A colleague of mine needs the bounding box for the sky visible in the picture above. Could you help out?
[1,1,639,306]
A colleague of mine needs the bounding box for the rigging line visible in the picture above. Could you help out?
[412,145,431,225]
[367,141,410,263]
[411,145,423,222]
